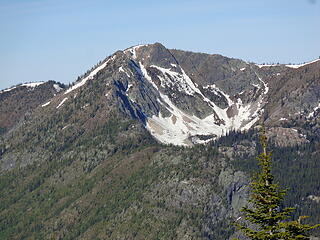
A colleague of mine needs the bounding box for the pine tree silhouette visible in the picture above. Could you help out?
[235,128,320,239]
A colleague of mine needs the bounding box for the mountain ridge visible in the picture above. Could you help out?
[0,43,319,240]
[46,43,319,145]
[0,80,66,136]
[1,43,319,146]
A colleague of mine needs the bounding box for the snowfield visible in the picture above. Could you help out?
[137,62,267,146]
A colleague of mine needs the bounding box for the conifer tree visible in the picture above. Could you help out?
[236,128,319,239]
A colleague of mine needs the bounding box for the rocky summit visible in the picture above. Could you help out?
[0,43,319,240]
[11,43,318,146]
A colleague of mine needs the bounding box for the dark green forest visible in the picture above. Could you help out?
[0,124,319,239]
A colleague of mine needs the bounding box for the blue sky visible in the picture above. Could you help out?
[0,0,319,90]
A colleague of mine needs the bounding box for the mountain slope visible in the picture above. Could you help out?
[0,81,65,136]
[0,43,319,239]
[52,43,319,146]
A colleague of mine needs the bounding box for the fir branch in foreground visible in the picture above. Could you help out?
[235,128,320,240]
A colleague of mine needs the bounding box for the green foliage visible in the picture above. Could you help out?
[236,129,320,239]
[0,126,228,239]
[1,109,319,240]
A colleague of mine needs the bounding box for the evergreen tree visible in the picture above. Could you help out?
[236,128,319,239]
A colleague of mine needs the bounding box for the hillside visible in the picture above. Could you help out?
[0,43,319,239]
[0,81,65,136]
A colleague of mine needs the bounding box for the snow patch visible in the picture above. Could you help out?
[127,84,133,91]
[0,86,17,93]
[240,67,246,71]
[22,82,45,88]
[251,83,260,89]
[82,103,89,109]
[138,62,266,146]
[124,44,147,59]
[256,64,279,68]
[254,71,269,94]
[53,84,63,92]
[65,55,116,95]
[150,65,200,96]
[286,59,320,69]
[1,82,45,93]
[42,101,51,107]
[256,59,320,69]
[203,84,233,106]
[307,102,320,118]
[308,195,320,203]
[62,125,70,130]
[119,66,131,78]
[56,97,68,109]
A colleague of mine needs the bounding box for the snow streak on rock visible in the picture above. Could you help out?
[256,64,279,68]
[203,84,233,106]
[138,62,267,146]
[151,65,201,96]
[307,102,320,118]
[53,84,63,92]
[119,66,131,78]
[140,63,224,145]
[256,59,320,69]
[64,55,116,95]
[22,82,45,88]
[56,97,68,109]
[124,44,147,59]
[285,59,320,69]
[42,101,51,107]
[0,82,45,94]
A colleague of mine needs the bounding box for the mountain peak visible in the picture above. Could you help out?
[34,44,319,146]
[4,45,319,146]
[1,44,319,240]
